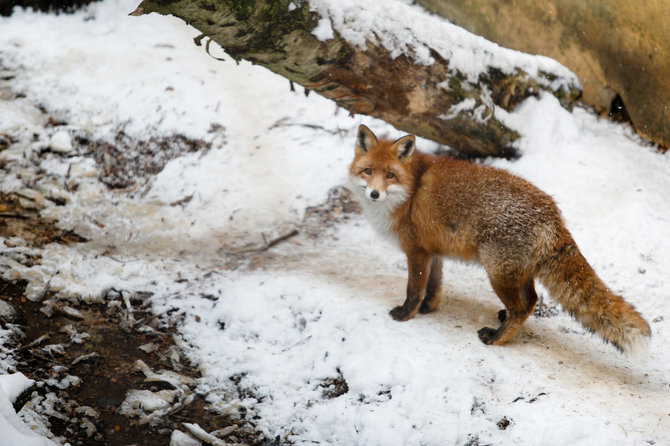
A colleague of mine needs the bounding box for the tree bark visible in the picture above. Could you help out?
[131,0,580,158]
[0,0,97,16]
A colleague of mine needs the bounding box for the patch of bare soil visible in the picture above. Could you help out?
[74,131,213,190]
[218,185,362,271]
[1,279,273,445]
[0,174,274,446]
[302,185,362,236]
[0,192,86,248]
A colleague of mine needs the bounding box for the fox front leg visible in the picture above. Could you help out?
[390,251,433,321]
[419,256,443,314]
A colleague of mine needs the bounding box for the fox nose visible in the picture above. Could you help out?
[370,190,380,200]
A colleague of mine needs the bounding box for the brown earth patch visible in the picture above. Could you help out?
[0,161,275,446]
[1,279,274,445]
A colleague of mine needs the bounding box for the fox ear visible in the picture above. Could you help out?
[393,135,415,159]
[355,125,377,154]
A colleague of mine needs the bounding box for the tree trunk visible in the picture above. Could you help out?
[131,0,580,158]
[415,0,670,150]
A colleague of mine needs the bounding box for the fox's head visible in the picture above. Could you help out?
[349,125,415,206]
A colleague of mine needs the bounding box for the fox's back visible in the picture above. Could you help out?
[405,154,563,261]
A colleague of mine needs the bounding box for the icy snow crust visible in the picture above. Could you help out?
[0,0,669,445]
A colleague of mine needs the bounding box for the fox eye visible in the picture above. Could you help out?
[386,172,395,179]
[364,168,372,175]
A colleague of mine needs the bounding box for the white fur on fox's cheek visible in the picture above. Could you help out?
[387,184,407,198]
[387,184,405,194]
[353,177,366,187]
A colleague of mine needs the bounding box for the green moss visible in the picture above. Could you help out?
[229,0,256,21]
[445,75,470,103]
[584,0,614,24]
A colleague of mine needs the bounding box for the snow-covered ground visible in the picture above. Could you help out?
[1,0,669,445]
[0,373,56,446]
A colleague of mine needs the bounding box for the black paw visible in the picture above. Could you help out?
[477,327,499,345]
[497,309,507,323]
[390,305,412,321]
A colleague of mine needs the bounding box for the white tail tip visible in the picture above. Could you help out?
[622,330,651,360]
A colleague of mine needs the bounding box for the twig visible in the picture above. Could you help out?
[160,393,194,418]
[264,229,299,249]
[205,38,226,62]
[170,193,194,207]
[0,213,29,219]
[231,229,299,254]
[193,33,206,46]
[269,121,345,135]
[72,352,99,365]
[20,333,49,351]
[54,305,85,320]
[26,349,65,367]
[182,422,226,446]
[39,271,58,302]
[137,393,196,425]
[103,254,140,264]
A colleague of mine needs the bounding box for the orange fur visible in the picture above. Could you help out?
[349,125,650,355]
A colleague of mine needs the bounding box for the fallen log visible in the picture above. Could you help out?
[131,0,581,158]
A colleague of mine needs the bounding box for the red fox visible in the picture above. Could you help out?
[349,124,650,356]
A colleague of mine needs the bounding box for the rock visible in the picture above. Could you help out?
[74,406,100,418]
[170,430,202,446]
[119,389,174,415]
[79,417,97,437]
[49,130,73,153]
[0,300,16,320]
[139,343,159,354]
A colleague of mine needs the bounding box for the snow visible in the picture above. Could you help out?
[119,389,173,413]
[48,130,73,154]
[0,373,56,446]
[0,0,669,445]
[170,429,202,446]
[312,17,334,41]
[309,0,580,93]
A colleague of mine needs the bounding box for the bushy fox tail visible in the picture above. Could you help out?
[537,232,651,357]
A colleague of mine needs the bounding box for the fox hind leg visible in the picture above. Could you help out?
[478,278,538,345]
[496,280,537,322]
